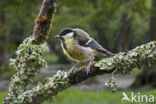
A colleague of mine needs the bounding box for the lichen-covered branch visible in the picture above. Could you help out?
[68,42,156,85]
[10,41,156,104]
[14,71,70,104]
[3,0,57,104]
[3,0,156,103]
[32,0,57,44]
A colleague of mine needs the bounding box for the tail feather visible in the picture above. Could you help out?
[98,48,115,57]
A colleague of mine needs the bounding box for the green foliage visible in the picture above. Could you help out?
[0,0,154,64]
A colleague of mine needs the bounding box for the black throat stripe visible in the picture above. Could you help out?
[61,39,68,51]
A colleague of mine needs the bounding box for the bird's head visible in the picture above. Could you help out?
[55,28,90,43]
[55,28,74,40]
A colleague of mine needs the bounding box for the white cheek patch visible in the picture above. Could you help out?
[63,32,74,39]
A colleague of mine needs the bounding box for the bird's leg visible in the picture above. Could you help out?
[85,56,95,74]
[69,62,80,73]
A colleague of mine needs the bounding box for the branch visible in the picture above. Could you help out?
[11,42,156,104]
[32,0,57,44]
[3,0,156,103]
[3,0,57,103]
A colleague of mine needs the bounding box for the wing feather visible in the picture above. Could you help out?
[84,38,115,56]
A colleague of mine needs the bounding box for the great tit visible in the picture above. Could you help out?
[55,28,115,73]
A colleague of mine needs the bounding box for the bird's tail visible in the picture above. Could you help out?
[99,48,115,57]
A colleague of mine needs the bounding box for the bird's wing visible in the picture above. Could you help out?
[83,38,115,56]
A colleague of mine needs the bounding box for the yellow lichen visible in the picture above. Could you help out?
[42,16,48,21]
[35,16,48,24]
[35,16,40,24]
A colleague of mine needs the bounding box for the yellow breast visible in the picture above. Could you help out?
[61,38,92,62]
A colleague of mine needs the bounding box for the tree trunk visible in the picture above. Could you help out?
[0,9,9,72]
[114,12,132,52]
[149,0,156,41]
[94,24,109,50]
[131,0,156,88]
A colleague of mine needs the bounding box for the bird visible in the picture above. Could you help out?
[55,28,115,74]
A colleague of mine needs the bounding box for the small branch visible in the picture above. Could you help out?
[32,0,57,44]
[14,42,156,104]
[3,0,57,104]
[68,42,156,84]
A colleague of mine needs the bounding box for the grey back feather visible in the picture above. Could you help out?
[73,28,115,57]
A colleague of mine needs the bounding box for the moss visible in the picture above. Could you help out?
[15,71,70,104]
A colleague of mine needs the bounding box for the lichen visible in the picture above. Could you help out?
[95,42,156,92]
[105,76,117,92]
[15,71,70,104]
[95,42,156,74]
[4,37,49,103]
[35,16,48,24]
[4,39,156,104]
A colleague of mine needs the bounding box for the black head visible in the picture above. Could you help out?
[55,28,74,39]
[59,28,73,36]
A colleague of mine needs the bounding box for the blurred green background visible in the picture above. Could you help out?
[0,0,156,103]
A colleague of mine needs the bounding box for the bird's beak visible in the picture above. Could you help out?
[55,35,60,38]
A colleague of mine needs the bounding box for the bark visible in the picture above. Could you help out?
[3,0,57,103]
[32,0,57,44]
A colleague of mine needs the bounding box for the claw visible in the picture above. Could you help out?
[85,65,91,74]
[69,62,80,74]
[85,57,95,75]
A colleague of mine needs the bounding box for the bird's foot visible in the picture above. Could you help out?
[69,63,79,74]
[85,65,91,75]
[85,61,95,74]
[85,57,95,74]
